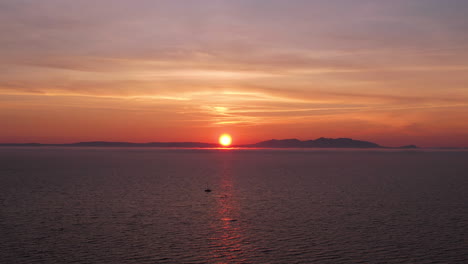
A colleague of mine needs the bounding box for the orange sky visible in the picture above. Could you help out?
[1,0,468,147]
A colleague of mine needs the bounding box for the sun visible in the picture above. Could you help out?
[219,134,232,147]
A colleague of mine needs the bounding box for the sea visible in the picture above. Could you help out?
[0,147,467,263]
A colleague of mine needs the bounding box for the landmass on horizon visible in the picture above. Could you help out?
[0,137,421,149]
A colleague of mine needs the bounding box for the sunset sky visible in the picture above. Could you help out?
[1,0,468,147]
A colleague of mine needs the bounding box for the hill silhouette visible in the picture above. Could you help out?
[240,137,382,148]
[69,141,218,148]
[0,137,419,148]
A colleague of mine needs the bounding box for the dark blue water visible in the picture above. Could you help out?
[0,148,467,263]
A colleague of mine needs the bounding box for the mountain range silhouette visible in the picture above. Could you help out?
[0,138,420,149]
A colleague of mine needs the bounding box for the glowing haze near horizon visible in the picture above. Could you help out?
[1,0,468,147]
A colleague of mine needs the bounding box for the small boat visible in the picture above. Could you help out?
[204,188,212,192]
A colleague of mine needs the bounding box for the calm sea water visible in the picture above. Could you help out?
[0,147,467,263]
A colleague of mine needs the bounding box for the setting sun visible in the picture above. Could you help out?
[219,134,232,147]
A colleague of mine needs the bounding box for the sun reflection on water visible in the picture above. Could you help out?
[208,158,248,263]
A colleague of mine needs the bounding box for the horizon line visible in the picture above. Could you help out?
[0,139,466,149]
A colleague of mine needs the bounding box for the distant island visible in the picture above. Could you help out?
[240,138,383,148]
[0,138,419,149]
